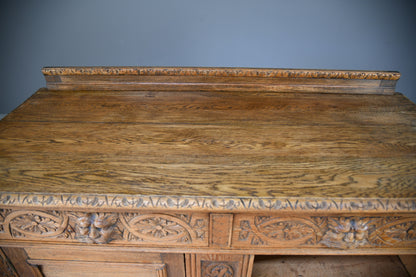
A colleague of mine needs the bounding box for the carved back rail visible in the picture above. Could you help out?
[43,67,400,94]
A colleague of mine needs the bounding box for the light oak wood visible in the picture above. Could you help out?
[0,67,415,276]
[252,255,410,277]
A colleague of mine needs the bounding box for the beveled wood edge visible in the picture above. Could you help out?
[2,241,416,255]
[42,66,401,80]
[0,192,414,213]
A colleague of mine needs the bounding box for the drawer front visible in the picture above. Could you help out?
[232,214,416,250]
[0,209,208,248]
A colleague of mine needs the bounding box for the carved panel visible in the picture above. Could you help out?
[4,210,71,239]
[201,261,235,277]
[0,209,10,233]
[186,254,253,277]
[0,209,208,246]
[234,215,416,249]
[120,213,206,244]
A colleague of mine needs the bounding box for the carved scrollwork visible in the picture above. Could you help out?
[4,210,70,239]
[121,214,194,243]
[0,209,9,233]
[202,261,235,277]
[237,216,324,246]
[0,209,208,246]
[368,218,416,246]
[255,216,323,245]
[236,215,416,249]
[0,209,207,246]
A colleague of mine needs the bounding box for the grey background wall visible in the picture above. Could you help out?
[1,0,415,114]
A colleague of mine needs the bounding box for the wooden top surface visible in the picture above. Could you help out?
[0,67,415,213]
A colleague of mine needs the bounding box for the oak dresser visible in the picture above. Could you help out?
[0,67,415,276]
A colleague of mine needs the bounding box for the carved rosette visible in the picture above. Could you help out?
[235,215,416,249]
[201,261,235,277]
[120,213,207,245]
[3,210,71,239]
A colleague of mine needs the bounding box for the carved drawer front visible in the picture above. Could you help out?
[232,214,416,250]
[0,209,209,247]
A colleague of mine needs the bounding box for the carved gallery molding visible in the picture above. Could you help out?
[42,66,400,80]
[0,193,415,213]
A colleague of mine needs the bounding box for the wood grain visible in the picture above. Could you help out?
[0,247,42,277]
[0,67,415,275]
[252,255,410,277]
[1,89,415,200]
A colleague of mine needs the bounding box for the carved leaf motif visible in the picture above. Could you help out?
[368,219,416,246]
[74,213,119,244]
[0,209,9,233]
[254,217,319,244]
[192,219,207,240]
[123,214,192,243]
[238,221,251,241]
[5,211,68,238]
[321,217,369,249]
[202,262,234,277]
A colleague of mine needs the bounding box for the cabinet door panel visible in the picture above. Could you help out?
[24,246,185,277]
[28,260,167,277]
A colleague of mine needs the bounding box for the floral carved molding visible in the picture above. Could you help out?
[1,193,416,213]
[235,215,416,249]
[0,209,207,246]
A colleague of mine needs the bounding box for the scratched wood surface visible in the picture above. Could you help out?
[0,68,415,201]
[1,91,415,200]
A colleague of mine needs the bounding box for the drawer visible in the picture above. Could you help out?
[232,214,416,251]
[0,209,209,248]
